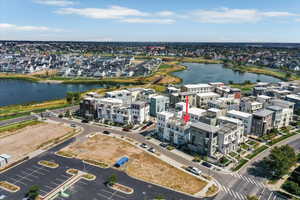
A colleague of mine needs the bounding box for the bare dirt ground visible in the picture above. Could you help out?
[0,122,72,160]
[61,134,207,195]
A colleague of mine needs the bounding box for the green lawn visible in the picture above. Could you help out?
[245,145,268,160]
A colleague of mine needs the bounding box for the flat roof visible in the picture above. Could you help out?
[253,109,274,117]
[227,110,252,118]
[157,111,174,117]
[218,116,243,124]
[257,95,272,100]
[197,92,220,97]
[98,98,123,104]
[286,94,300,101]
[267,105,283,111]
[188,108,206,116]
[184,83,212,88]
[208,108,221,113]
[191,121,220,133]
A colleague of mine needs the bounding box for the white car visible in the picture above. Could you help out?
[148,147,156,153]
[186,166,202,175]
[0,195,6,199]
[140,143,148,148]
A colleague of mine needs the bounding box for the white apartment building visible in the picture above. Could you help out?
[131,101,150,124]
[270,99,294,127]
[181,83,213,93]
[196,92,220,108]
[157,111,175,139]
[217,123,244,155]
[183,107,206,122]
[163,118,190,145]
[241,100,263,113]
[226,110,253,135]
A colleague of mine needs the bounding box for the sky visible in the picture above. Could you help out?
[1,0,300,42]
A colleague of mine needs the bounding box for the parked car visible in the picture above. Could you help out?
[0,195,6,199]
[81,119,89,123]
[186,166,202,175]
[103,130,110,135]
[122,127,131,132]
[159,143,168,148]
[148,147,156,153]
[202,161,212,168]
[70,123,76,128]
[146,121,153,126]
[140,143,148,148]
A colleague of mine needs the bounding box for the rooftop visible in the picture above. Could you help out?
[253,109,274,117]
[191,121,220,133]
[286,94,300,101]
[187,108,206,116]
[227,110,252,118]
[267,105,283,111]
[197,92,220,97]
[184,83,212,89]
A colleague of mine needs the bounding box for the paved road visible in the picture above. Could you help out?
[0,115,37,126]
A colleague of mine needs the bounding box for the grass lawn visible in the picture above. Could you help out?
[232,159,248,171]
[246,145,268,160]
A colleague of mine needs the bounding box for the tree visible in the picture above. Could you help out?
[229,80,234,84]
[66,92,81,104]
[264,145,297,179]
[282,181,300,196]
[154,195,165,200]
[107,174,117,186]
[26,185,40,200]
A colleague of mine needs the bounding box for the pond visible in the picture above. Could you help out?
[0,79,125,107]
[172,63,281,85]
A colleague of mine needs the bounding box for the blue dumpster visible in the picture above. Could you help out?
[115,157,129,167]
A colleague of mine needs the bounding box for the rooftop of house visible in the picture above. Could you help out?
[218,116,243,125]
[257,95,272,100]
[197,92,220,97]
[227,110,252,118]
[184,83,212,89]
[190,121,220,133]
[286,94,300,101]
[218,123,238,135]
[253,109,274,117]
[186,107,207,116]
[267,105,283,111]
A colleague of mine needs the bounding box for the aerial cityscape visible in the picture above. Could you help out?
[1,0,300,200]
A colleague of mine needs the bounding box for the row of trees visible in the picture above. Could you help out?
[66,92,80,104]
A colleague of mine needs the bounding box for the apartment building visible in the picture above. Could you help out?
[226,110,253,135]
[251,109,274,137]
[157,111,175,139]
[196,92,220,108]
[181,83,213,93]
[163,118,190,145]
[150,95,169,117]
[131,101,150,124]
[188,122,219,157]
[240,97,263,113]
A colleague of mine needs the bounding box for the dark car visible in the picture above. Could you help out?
[160,143,168,148]
[122,127,131,132]
[81,119,89,123]
[103,130,110,135]
[146,121,153,126]
[202,161,213,168]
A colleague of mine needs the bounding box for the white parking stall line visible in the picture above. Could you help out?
[97,192,111,200]
[44,185,55,190]
[8,177,26,185]
[15,174,34,182]
[61,174,71,179]
[21,171,40,178]
[24,168,46,176]
[32,165,50,173]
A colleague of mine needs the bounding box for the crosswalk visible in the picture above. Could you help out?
[231,173,265,188]
[219,185,248,200]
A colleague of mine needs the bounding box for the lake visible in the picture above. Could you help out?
[173,63,281,84]
[0,79,114,107]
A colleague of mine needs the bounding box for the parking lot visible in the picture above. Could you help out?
[0,154,73,199]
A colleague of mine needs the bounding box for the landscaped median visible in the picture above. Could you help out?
[38,160,59,168]
[83,159,109,168]
[66,168,96,181]
[0,181,20,192]
[0,120,42,135]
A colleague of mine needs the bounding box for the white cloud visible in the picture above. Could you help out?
[56,5,148,19]
[33,0,75,6]
[191,8,298,24]
[120,18,175,24]
[156,11,174,17]
[0,23,63,32]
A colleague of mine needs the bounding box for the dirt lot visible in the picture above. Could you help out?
[0,122,73,160]
[61,134,207,195]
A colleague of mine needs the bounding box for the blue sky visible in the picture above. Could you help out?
[1,0,300,42]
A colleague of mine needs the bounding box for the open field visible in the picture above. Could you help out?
[60,134,207,195]
[0,122,73,161]
[0,120,42,135]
